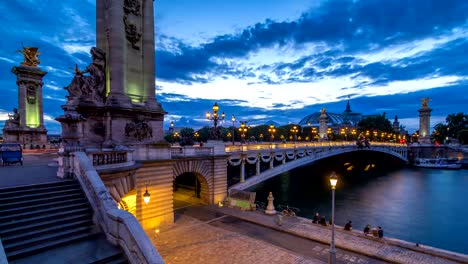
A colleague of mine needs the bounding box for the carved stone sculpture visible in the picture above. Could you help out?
[123,0,142,50]
[125,120,153,141]
[17,45,41,67]
[5,108,20,128]
[65,47,106,102]
[421,97,431,109]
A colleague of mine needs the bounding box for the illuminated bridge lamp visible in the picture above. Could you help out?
[328,171,338,264]
[143,185,151,205]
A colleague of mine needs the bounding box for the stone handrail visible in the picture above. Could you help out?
[171,146,214,157]
[72,152,164,264]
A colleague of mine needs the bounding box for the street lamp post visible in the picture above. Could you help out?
[206,102,225,140]
[290,126,299,142]
[268,125,276,142]
[231,115,236,145]
[329,172,338,264]
[169,121,175,145]
[238,121,248,144]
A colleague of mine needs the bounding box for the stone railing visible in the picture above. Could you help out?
[86,149,135,170]
[170,146,214,157]
[72,152,163,264]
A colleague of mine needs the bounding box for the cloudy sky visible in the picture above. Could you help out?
[1,0,467,134]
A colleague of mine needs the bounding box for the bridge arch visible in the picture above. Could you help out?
[229,146,408,191]
[173,160,212,204]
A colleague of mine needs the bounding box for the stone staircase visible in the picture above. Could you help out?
[0,180,127,264]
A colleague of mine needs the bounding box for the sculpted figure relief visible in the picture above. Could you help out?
[6,108,20,127]
[17,45,41,67]
[65,47,106,102]
[421,97,431,109]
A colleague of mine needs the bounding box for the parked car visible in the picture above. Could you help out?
[0,143,23,166]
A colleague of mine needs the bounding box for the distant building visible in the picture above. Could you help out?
[298,100,362,128]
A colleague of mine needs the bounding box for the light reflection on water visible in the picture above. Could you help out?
[250,165,468,254]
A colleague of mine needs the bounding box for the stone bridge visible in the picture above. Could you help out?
[225,142,408,191]
[86,141,407,229]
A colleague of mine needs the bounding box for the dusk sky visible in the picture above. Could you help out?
[1,0,467,134]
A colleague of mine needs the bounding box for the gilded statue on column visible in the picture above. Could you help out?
[421,97,431,109]
[17,44,41,67]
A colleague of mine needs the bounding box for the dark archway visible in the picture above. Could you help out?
[173,172,209,209]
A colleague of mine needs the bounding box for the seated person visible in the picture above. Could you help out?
[363,224,371,235]
[378,226,384,239]
[344,221,352,231]
[312,212,320,224]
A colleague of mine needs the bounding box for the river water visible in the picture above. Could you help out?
[247,152,468,254]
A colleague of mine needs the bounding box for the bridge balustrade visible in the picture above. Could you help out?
[171,146,214,157]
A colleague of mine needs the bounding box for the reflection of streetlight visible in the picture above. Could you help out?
[231,115,236,145]
[290,126,299,142]
[268,125,276,142]
[329,172,338,264]
[238,122,248,143]
[206,102,225,140]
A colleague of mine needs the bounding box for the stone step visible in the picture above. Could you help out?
[0,181,80,199]
[5,230,101,261]
[0,180,77,194]
[0,188,82,204]
[0,192,84,210]
[90,252,128,264]
[0,207,91,230]
[4,226,96,253]
[2,219,94,244]
[0,201,89,223]
[0,197,87,216]
[0,212,92,237]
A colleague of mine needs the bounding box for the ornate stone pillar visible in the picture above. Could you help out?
[269,154,274,169]
[319,108,328,141]
[240,159,245,183]
[256,158,260,176]
[418,98,432,145]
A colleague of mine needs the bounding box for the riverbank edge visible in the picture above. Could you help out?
[213,206,468,264]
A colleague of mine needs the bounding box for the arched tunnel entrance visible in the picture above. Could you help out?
[173,172,209,209]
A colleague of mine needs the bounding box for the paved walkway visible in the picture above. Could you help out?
[149,213,324,264]
[215,206,468,264]
[0,152,61,189]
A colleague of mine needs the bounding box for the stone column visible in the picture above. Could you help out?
[418,107,432,145]
[319,113,328,141]
[269,155,274,169]
[142,0,158,107]
[240,159,245,182]
[255,159,260,176]
[265,192,276,215]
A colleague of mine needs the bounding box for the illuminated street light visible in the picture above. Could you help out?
[290,126,299,142]
[328,172,338,264]
[206,102,225,140]
[238,121,249,143]
[231,115,236,145]
[268,125,276,142]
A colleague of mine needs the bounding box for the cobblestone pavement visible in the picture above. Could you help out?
[149,214,324,264]
[216,207,468,264]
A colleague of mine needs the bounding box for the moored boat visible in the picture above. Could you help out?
[414,158,462,169]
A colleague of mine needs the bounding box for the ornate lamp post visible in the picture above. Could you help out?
[290,126,299,142]
[231,115,236,145]
[169,121,175,145]
[206,102,225,140]
[238,121,248,144]
[268,125,276,142]
[194,131,199,142]
[329,172,338,264]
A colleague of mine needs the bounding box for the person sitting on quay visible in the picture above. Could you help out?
[363,224,371,235]
[319,216,327,226]
[312,212,320,224]
[378,226,384,239]
[344,220,352,231]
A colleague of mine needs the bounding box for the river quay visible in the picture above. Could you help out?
[215,206,468,264]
